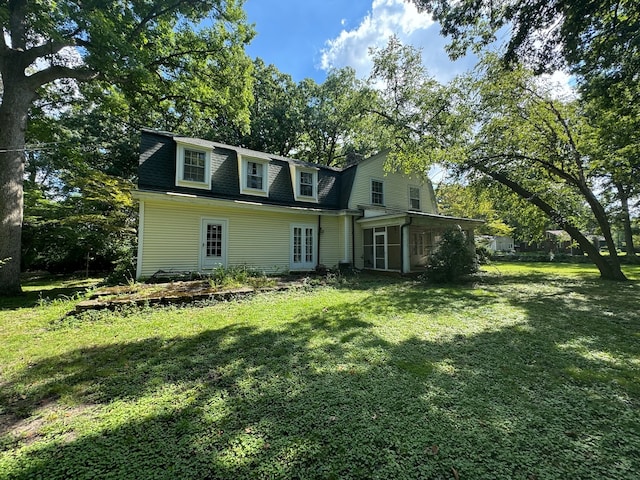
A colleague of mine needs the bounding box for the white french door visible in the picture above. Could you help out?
[291,224,316,270]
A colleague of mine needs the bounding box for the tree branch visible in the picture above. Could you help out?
[26,65,98,90]
[474,163,602,258]
[20,40,77,67]
[128,0,221,41]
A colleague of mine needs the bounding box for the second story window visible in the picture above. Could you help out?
[409,186,421,210]
[183,149,206,183]
[247,161,264,189]
[175,143,211,190]
[292,165,319,202]
[300,171,314,197]
[371,179,384,205]
[240,155,269,197]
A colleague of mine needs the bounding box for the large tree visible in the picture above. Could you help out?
[0,0,254,294]
[455,60,629,279]
[298,67,375,166]
[368,38,628,280]
[408,0,639,87]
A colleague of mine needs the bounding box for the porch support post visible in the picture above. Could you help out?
[402,223,411,274]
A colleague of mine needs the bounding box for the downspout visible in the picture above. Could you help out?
[400,216,413,275]
[317,215,321,269]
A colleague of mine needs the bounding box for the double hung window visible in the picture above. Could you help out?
[175,143,212,190]
[240,156,269,196]
[409,186,421,210]
[293,167,318,202]
[247,161,264,190]
[371,179,384,205]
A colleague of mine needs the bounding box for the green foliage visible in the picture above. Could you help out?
[207,265,276,290]
[0,0,255,293]
[367,36,460,173]
[409,0,639,92]
[437,182,514,237]
[22,169,136,275]
[423,227,478,283]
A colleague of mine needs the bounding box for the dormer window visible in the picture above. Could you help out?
[300,171,314,196]
[247,161,264,189]
[184,150,206,183]
[175,143,211,190]
[240,155,269,196]
[293,166,318,202]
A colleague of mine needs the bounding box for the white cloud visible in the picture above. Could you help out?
[320,0,433,76]
[538,70,576,101]
[319,0,477,83]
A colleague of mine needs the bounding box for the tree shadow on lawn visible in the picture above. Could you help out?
[0,276,99,311]
[1,281,639,479]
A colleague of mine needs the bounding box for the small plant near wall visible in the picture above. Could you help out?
[207,265,276,290]
[423,227,478,283]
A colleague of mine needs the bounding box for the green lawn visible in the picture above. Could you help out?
[1,264,639,479]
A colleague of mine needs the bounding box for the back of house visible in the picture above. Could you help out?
[134,129,481,278]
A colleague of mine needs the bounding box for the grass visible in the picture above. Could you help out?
[0,263,639,479]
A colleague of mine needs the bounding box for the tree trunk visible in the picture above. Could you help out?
[615,181,639,262]
[0,78,33,295]
[581,184,625,274]
[479,167,627,281]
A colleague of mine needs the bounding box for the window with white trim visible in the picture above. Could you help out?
[300,171,314,196]
[247,161,264,189]
[294,167,318,202]
[240,156,269,196]
[371,179,384,205]
[291,224,316,270]
[409,186,421,210]
[175,144,211,190]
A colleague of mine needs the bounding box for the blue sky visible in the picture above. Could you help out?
[244,0,479,84]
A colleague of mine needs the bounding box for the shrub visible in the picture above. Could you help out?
[423,227,478,283]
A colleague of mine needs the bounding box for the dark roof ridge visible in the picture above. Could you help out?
[141,128,383,173]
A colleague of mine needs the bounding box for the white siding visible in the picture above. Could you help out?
[319,215,342,268]
[139,197,346,278]
[348,151,437,213]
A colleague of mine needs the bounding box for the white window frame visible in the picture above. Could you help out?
[371,178,385,206]
[409,185,421,211]
[290,223,316,271]
[175,142,212,190]
[199,218,228,270]
[294,166,319,202]
[239,154,269,197]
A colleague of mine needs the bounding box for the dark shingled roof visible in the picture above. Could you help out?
[138,129,360,210]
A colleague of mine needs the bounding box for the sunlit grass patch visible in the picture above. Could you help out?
[1,263,639,479]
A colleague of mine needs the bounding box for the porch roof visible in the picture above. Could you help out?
[356,210,484,228]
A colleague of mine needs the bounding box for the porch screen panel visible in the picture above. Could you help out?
[363,228,373,268]
[374,227,386,269]
[387,226,401,270]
